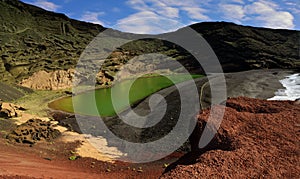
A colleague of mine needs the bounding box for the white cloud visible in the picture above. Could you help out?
[219,0,295,29]
[118,0,296,33]
[114,11,184,34]
[245,0,295,29]
[126,0,151,11]
[219,4,245,23]
[156,6,179,18]
[231,0,245,4]
[283,0,300,14]
[126,0,179,18]
[29,0,60,11]
[253,11,294,29]
[117,0,211,33]
[152,0,210,20]
[80,11,106,26]
[181,7,210,20]
[245,1,277,14]
[112,7,121,13]
[288,7,300,14]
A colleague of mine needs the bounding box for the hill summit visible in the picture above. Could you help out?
[0,0,299,84]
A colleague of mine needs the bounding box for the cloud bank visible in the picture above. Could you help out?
[116,0,296,33]
[220,0,295,29]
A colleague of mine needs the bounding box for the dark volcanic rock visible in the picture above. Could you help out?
[0,109,10,118]
[6,119,61,144]
[190,22,300,72]
[161,97,300,178]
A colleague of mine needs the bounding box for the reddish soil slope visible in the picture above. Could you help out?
[0,138,179,179]
[162,97,300,178]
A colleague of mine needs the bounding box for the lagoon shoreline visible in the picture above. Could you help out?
[49,69,297,154]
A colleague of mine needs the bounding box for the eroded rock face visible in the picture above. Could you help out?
[162,97,300,178]
[19,68,115,90]
[20,69,75,90]
[6,119,61,145]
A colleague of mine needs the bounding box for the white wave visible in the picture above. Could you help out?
[269,73,300,101]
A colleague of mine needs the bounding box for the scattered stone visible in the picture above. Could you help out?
[65,91,73,95]
[44,157,52,161]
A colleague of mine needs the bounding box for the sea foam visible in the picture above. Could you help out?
[269,73,300,101]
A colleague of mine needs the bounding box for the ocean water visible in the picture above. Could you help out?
[269,73,300,101]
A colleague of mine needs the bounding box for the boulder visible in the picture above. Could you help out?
[0,102,25,118]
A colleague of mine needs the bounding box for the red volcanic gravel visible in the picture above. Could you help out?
[0,97,299,178]
[162,97,300,178]
[0,135,181,179]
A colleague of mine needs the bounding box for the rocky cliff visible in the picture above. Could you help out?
[19,69,75,90]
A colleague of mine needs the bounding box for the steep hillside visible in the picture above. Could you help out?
[191,22,300,72]
[0,0,299,85]
[0,0,104,82]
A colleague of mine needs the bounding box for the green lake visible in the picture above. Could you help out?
[49,74,201,117]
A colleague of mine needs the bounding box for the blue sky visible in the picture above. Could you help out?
[22,0,300,34]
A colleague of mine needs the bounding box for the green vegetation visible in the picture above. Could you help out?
[49,74,201,117]
[68,155,78,161]
[14,90,67,117]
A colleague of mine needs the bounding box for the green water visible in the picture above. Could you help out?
[49,74,201,117]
